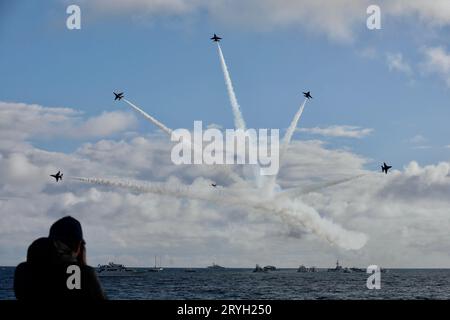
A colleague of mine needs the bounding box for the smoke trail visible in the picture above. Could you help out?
[266,199,367,250]
[123,99,173,136]
[217,44,264,183]
[71,176,251,211]
[281,98,307,153]
[217,44,246,131]
[262,98,308,194]
[72,176,367,250]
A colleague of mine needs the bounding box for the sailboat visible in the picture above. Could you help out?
[148,256,164,272]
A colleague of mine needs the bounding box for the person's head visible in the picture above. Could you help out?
[27,237,54,264]
[49,216,85,256]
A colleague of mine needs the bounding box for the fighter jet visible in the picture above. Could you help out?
[303,91,313,99]
[381,162,392,174]
[210,34,222,42]
[113,92,124,101]
[50,171,63,182]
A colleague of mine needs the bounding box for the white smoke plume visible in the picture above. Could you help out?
[80,46,367,252]
[217,43,247,131]
[281,98,308,153]
[262,98,308,194]
[72,176,367,250]
[123,98,173,136]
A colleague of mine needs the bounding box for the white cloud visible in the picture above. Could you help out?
[298,125,373,139]
[387,0,450,27]
[2,101,450,268]
[78,111,137,138]
[0,101,137,142]
[386,52,413,75]
[421,46,450,87]
[80,0,450,42]
[82,0,369,41]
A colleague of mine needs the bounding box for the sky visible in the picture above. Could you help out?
[1,0,450,268]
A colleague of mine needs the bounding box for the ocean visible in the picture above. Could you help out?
[1,267,449,300]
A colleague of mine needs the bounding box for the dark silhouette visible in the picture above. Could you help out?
[14,216,106,300]
[50,171,63,182]
[113,92,124,101]
[210,33,222,42]
[381,162,392,174]
[211,183,217,187]
[303,91,313,99]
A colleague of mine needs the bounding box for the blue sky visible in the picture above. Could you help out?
[1,0,450,170]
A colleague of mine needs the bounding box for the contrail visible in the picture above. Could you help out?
[217,43,246,131]
[71,176,253,211]
[268,199,367,250]
[281,98,308,154]
[72,176,367,250]
[262,98,308,194]
[276,174,367,200]
[217,43,263,183]
[123,98,173,136]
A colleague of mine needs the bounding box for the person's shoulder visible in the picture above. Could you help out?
[14,262,29,277]
[15,261,28,270]
[81,264,97,273]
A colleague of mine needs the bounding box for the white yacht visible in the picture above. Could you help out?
[97,262,139,277]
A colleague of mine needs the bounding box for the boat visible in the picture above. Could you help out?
[263,265,276,271]
[309,266,318,272]
[327,260,344,272]
[96,262,140,277]
[207,263,226,269]
[298,265,319,272]
[148,256,163,272]
[350,267,365,273]
[327,260,353,273]
[297,265,308,272]
[253,264,266,272]
[184,268,197,273]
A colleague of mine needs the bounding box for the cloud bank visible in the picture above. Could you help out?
[1,101,450,267]
[78,0,450,42]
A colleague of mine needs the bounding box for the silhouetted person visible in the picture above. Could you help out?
[14,216,106,300]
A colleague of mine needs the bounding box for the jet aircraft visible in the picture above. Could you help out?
[50,171,63,182]
[210,34,222,42]
[381,162,392,174]
[303,91,313,99]
[114,92,124,101]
